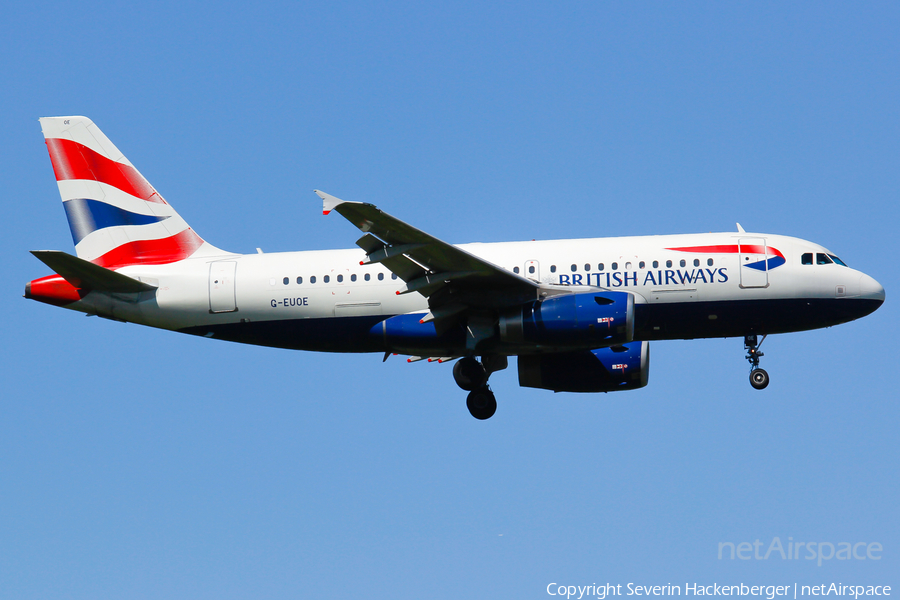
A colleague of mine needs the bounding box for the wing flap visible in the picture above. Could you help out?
[399,271,484,296]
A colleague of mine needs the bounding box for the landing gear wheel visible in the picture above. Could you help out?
[750,368,769,390]
[466,387,497,420]
[453,357,486,391]
[744,335,769,390]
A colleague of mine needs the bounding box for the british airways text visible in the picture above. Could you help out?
[558,268,728,287]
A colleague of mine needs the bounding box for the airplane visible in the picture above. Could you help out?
[25,116,885,419]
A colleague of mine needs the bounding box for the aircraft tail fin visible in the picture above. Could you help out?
[39,116,226,268]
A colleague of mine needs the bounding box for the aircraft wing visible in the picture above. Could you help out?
[316,190,541,319]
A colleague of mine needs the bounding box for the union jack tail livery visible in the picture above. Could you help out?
[39,116,223,268]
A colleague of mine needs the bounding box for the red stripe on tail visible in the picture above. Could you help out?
[45,138,165,204]
[92,229,205,269]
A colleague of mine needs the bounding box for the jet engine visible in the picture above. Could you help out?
[499,291,634,348]
[371,312,464,355]
[518,341,649,393]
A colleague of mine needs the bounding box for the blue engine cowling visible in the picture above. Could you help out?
[370,312,465,355]
[499,291,634,348]
[517,341,649,392]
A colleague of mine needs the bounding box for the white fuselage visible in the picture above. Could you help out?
[62,230,882,355]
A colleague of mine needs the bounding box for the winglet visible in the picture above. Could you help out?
[736,223,746,233]
[314,190,346,215]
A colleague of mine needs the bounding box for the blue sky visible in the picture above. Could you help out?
[2,2,897,598]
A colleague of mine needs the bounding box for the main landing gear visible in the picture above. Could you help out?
[744,334,769,390]
[453,355,506,420]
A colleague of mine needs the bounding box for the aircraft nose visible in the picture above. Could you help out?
[858,273,885,304]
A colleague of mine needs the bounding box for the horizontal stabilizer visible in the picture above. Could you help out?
[30,250,157,293]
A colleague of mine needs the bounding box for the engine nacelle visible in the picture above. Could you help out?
[499,291,634,348]
[518,341,649,393]
[370,312,464,355]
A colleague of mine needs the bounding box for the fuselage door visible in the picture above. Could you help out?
[209,261,237,313]
[524,260,540,282]
[739,238,768,288]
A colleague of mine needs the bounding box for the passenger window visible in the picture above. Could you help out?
[550,265,557,273]
[513,266,520,274]
[816,253,833,265]
[310,276,316,284]
[707,258,714,266]
[571,264,577,272]
[680,259,686,267]
[693,259,700,267]
[625,262,632,270]
[324,275,330,283]
[666,260,672,268]
[639,261,645,269]
[611,262,618,270]
[652,260,659,269]
[801,253,813,265]
[283,277,289,285]
[391,273,398,280]
[378,273,384,281]
[529,265,535,274]
[337,274,343,282]
[351,274,357,282]
[296,276,303,284]
[598,263,604,271]
[365,273,371,281]
[584,263,590,272]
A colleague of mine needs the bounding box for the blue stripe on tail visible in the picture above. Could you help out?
[63,198,169,244]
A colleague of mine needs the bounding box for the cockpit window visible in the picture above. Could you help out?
[801,253,813,265]
[816,253,833,265]
[828,254,848,267]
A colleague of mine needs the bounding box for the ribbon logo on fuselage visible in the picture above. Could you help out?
[667,244,786,272]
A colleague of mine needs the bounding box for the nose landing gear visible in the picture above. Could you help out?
[453,355,506,419]
[744,334,769,390]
